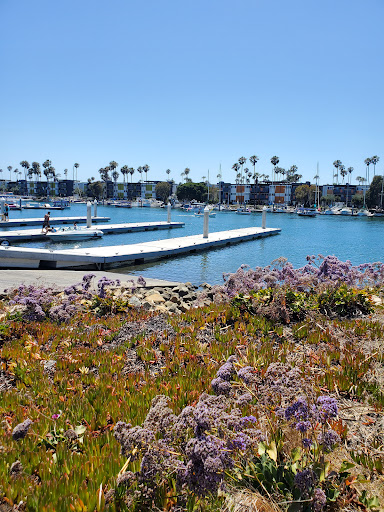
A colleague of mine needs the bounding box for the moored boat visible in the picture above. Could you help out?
[46,227,104,241]
[297,207,317,217]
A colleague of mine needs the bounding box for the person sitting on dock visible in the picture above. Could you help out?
[42,211,51,233]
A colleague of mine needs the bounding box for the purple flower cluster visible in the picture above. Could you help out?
[316,396,338,423]
[294,468,318,495]
[313,488,327,511]
[9,285,55,321]
[214,255,384,298]
[211,356,237,396]
[97,277,117,298]
[317,429,341,452]
[114,389,265,501]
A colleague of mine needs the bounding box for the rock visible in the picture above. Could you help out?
[63,429,78,441]
[200,282,212,290]
[128,296,141,308]
[178,302,190,312]
[145,293,165,304]
[167,303,181,314]
[174,285,189,297]
[154,305,168,313]
[169,295,180,304]
[10,460,23,476]
[12,419,33,441]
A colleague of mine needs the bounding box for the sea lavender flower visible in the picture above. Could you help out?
[295,420,312,433]
[302,437,313,448]
[137,275,146,286]
[317,429,340,452]
[294,468,318,495]
[313,488,327,511]
[316,396,338,423]
[237,366,256,384]
[211,377,232,396]
[235,392,253,407]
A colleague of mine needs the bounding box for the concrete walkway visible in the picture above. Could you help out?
[0,221,184,242]
[0,216,110,228]
[0,270,182,292]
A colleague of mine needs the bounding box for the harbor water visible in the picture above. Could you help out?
[2,204,383,285]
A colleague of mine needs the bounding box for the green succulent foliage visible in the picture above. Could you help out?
[317,285,373,317]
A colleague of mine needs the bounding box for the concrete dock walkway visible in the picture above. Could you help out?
[0,216,110,228]
[0,226,280,270]
[0,221,184,242]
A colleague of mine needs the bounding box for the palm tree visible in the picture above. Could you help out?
[20,161,29,180]
[112,170,119,198]
[63,168,68,179]
[31,162,41,182]
[232,163,240,181]
[270,156,279,190]
[339,165,346,184]
[238,157,246,181]
[347,167,353,206]
[364,158,371,184]
[129,168,135,183]
[120,165,128,183]
[73,163,80,181]
[143,164,149,182]
[166,169,171,180]
[184,168,190,182]
[137,166,143,182]
[357,176,367,207]
[332,160,342,185]
[371,156,379,177]
[7,166,12,181]
[249,155,259,179]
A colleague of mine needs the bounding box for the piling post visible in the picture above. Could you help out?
[167,202,171,223]
[0,200,4,220]
[93,199,98,218]
[203,206,209,238]
[262,206,267,229]
[87,201,92,228]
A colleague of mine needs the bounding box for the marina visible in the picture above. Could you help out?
[0,203,383,285]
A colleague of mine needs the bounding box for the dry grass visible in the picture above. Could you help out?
[223,489,282,512]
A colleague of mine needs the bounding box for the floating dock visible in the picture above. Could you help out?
[0,221,184,242]
[0,226,280,269]
[0,216,110,228]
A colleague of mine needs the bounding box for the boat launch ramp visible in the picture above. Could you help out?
[0,226,280,270]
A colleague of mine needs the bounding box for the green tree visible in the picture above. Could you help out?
[366,175,383,208]
[87,180,104,199]
[155,181,172,202]
[294,184,315,206]
[352,193,364,207]
[176,182,208,202]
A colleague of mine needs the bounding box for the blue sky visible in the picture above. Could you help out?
[1,0,383,184]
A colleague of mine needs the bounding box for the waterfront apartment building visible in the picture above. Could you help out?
[4,178,369,205]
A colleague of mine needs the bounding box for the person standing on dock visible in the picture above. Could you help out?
[42,211,51,233]
[3,203,9,222]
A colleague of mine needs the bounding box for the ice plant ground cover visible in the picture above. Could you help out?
[0,257,384,511]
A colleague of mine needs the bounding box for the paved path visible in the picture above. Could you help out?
[0,270,182,292]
